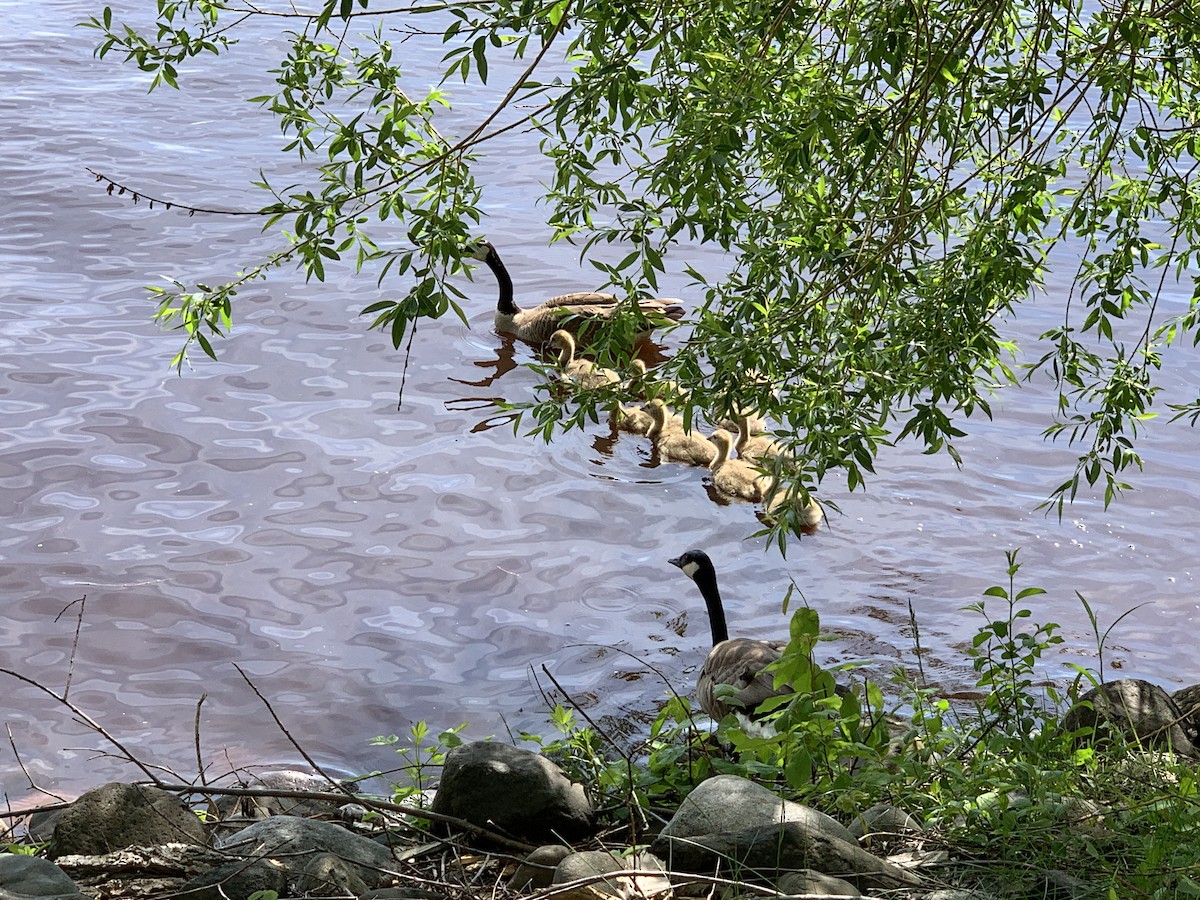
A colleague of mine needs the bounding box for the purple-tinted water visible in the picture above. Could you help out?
[2,1,1198,803]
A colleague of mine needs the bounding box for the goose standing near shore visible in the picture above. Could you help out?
[471,240,686,344]
[668,549,792,721]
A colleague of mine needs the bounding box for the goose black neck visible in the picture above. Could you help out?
[483,246,517,315]
[694,565,730,646]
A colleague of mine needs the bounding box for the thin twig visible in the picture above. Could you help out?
[53,595,86,701]
[6,724,69,804]
[194,693,208,788]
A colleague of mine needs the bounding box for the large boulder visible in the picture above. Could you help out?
[0,854,87,900]
[48,783,206,858]
[431,742,593,842]
[658,774,854,844]
[1062,679,1197,758]
[650,821,921,893]
[215,815,396,888]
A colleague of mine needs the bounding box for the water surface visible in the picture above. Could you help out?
[1,0,1198,801]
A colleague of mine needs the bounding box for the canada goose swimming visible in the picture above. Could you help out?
[471,240,686,344]
[735,414,783,463]
[708,429,771,501]
[549,329,620,390]
[668,549,792,721]
[648,399,714,465]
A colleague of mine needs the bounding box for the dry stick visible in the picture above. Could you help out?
[193,693,208,789]
[0,666,164,787]
[53,595,86,702]
[6,723,69,805]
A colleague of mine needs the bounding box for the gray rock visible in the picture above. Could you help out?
[0,854,86,900]
[846,802,923,847]
[215,815,395,887]
[777,869,861,897]
[552,850,669,900]
[1063,679,1197,757]
[508,844,573,892]
[295,851,371,896]
[47,783,206,859]
[176,858,287,900]
[212,770,351,823]
[650,821,921,893]
[361,890,445,900]
[659,775,854,844]
[1172,684,1200,744]
[431,742,593,842]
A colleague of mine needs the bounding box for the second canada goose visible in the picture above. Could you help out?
[709,430,771,501]
[648,400,714,465]
[549,330,620,390]
[471,240,686,344]
[668,549,791,721]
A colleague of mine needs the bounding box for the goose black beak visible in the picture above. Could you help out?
[667,556,684,569]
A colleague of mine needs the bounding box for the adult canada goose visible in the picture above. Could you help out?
[471,240,686,344]
[708,429,771,501]
[668,549,792,721]
[549,330,620,390]
[648,399,714,465]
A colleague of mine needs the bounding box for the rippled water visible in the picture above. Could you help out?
[2,1,1199,801]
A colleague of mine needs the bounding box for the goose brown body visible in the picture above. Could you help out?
[473,241,685,344]
[668,549,791,720]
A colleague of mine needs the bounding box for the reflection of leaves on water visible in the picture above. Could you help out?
[470,412,521,434]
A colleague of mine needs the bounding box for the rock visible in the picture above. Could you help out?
[508,845,573,891]
[215,815,396,887]
[1172,684,1200,744]
[212,770,352,823]
[650,821,921,893]
[777,869,861,896]
[1062,679,1197,757]
[431,742,593,842]
[846,803,923,848]
[361,890,446,900]
[47,783,206,858]
[0,854,87,900]
[176,858,287,900]
[552,850,669,900]
[658,775,854,845]
[295,851,371,896]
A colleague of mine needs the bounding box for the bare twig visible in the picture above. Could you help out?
[85,168,264,216]
[53,595,86,701]
[6,724,69,804]
[194,693,208,789]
